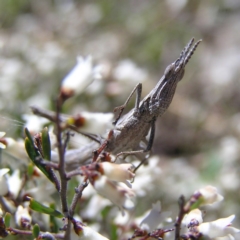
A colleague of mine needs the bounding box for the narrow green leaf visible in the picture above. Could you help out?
[27,163,34,177]
[25,128,34,145]
[32,224,40,238]
[25,137,49,177]
[25,137,39,162]
[42,127,51,161]
[49,203,59,233]
[4,212,11,228]
[110,223,118,240]
[28,197,63,218]
[25,129,60,191]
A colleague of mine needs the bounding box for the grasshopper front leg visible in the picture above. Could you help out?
[113,83,142,125]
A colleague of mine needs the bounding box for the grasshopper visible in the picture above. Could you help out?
[94,38,201,163]
[32,38,201,170]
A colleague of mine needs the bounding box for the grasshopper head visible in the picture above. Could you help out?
[164,38,202,82]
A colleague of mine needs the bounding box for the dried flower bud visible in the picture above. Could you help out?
[0,132,6,149]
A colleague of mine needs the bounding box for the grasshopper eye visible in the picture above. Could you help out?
[164,63,174,77]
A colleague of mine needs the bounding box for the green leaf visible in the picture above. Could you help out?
[27,163,34,177]
[25,135,39,162]
[25,128,59,190]
[25,137,49,176]
[27,197,63,218]
[4,212,11,228]
[110,223,118,240]
[101,205,111,218]
[42,127,51,161]
[49,203,59,233]
[32,224,40,238]
[25,128,35,145]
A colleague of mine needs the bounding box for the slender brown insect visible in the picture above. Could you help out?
[94,38,202,164]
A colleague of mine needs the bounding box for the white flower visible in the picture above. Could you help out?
[140,201,170,231]
[182,209,203,227]
[0,168,10,195]
[2,138,28,165]
[22,114,49,133]
[197,185,224,205]
[6,170,22,198]
[98,162,135,187]
[77,225,109,240]
[90,175,135,215]
[15,206,32,229]
[67,112,113,135]
[198,215,240,238]
[61,56,101,98]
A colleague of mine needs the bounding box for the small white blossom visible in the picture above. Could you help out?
[198,215,240,238]
[15,206,32,229]
[182,209,203,227]
[6,169,22,198]
[67,112,113,135]
[0,168,10,195]
[78,225,109,240]
[197,185,224,205]
[2,138,28,165]
[22,114,49,133]
[140,201,170,231]
[99,162,135,187]
[90,175,135,215]
[61,56,101,98]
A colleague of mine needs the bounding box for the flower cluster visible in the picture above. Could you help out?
[183,211,239,239]
[182,186,240,239]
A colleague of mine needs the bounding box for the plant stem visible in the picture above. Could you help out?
[55,97,70,240]
[175,195,186,240]
[69,179,88,218]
